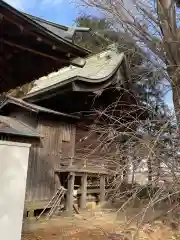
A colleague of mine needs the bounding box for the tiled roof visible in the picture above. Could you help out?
[0,0,90,57]
[0,115,40,138]
[0,96,79,119]
[27,49,124,95]
[25,13,90,43]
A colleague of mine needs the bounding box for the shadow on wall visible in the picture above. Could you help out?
[26,148,56,202]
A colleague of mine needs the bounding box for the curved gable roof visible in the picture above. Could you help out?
[24,49,125,100]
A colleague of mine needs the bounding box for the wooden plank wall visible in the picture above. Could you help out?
[75,127,118,170]
[26,119,76,202]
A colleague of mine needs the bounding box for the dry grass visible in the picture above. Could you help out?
[21,208,180,240]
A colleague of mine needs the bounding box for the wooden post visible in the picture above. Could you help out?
[54,172,60,191]
[27,210,34,218]
[80,173,87,210]
[100,175,105,205]
[66,172,75,215]
[68,157,73,167]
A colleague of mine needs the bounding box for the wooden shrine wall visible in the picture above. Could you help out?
[75,126,118,170]
[26,118,76,202]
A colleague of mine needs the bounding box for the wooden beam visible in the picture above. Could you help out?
[100,175,106,204]
[80,173,87,210]
[77,188,100,194]
[2,14,69,54]
[1,39,86,67]
[1,39,67,62]
[66,172,75,215]
[55,168,108,175]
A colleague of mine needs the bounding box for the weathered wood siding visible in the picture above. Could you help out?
[26,119,76,202]
[75,126,117,169]
[9,107,38,129]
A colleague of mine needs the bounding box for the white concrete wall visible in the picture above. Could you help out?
[0,140,31,240]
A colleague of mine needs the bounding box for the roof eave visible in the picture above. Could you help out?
[0,130,41,139]
[0,0,91,58]
[0,96,80,120]
[23,53,126,102]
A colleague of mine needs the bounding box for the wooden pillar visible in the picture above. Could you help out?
[54,172,61,191]
[66,172,75,215]
[68,157,73,167]
[100,175,105,204]
[80,173,87,209]
[27,210,34,218]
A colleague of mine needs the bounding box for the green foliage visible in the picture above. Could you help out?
[75,15,112,31]
[75,15,111,53]
[75,15,143,64]
[75,15,167,116]
[75,15,145,70]
[75,15,176,148]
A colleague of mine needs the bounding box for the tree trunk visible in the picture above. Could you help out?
[172,81,180,126]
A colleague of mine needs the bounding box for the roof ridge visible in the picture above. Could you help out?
[23,13,68,30]
[23,13,90,37]
[0,0,91,57]
[85,46,119,60]
[35,48,121,82]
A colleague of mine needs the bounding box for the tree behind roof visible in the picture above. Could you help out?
[74,14,166,116]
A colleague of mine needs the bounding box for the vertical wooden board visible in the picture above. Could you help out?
[70,124,76,159]
[45,124,52,199]
[39,124,47,200]
[66,172,75,215]
[49,125,57,197]
[61,141,70,163]
[53,124,63,191]
[31,122,47,201]
[35,123,43,200]
[53,124,62,169]
[41,123,54,200]
[25,146,36,201]
[24,120,77,203]
[100,175,106,204]
[35,120,64,200]
[80,173,87,209]
[27,145,38,201]
[62,123,71,142]
[40,124,47,200]
[61,123,76,166]
[32,147,38,201]
[75,127,113,168]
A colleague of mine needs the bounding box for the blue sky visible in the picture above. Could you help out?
[165,90,173,108]
[4,0,94,26]
[4,0,174,108]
